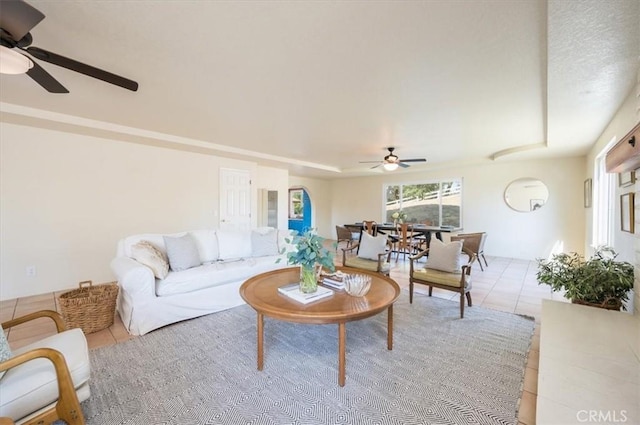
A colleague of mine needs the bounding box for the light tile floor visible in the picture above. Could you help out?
[1,252,569,425]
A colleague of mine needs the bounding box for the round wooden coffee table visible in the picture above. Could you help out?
[239,266,401,386]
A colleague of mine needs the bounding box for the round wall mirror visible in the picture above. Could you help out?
[504,178,549,212]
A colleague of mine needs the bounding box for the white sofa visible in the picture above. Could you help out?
[110,227,293,335]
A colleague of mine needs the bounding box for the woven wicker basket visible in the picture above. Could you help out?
[58,280,119,334]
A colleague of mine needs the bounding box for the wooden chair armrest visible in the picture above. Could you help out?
[377,250,391,263]
[462,253,478,275]
[2,310,66,333]
[341,243,359,253]
[409,249,429,261]
[0,348,85,425]
[409,249,430,275]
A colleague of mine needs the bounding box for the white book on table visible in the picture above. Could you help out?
[278,283,333,304]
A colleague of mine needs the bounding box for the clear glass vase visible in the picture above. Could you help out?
[299,265,318,293]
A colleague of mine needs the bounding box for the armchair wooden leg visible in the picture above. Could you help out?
[460,293,465,318]
[428,286,433,297]
[478,260,485,271]
[465,291,472,307]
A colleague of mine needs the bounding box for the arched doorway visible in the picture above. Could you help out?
[288,187,312,232]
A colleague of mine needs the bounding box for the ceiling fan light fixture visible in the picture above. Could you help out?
[0,45,33,74]
[383,162,399,171]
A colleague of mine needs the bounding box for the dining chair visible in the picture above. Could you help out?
[394,223,422,262]
[362,220,377,236]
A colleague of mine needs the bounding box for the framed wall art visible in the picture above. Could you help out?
[620,192,634,233]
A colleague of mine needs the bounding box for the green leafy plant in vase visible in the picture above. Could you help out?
[536,246,634,311]
[278,229,336,293]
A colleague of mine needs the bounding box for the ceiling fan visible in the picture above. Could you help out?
[359,147,427,171]
[0,0,138,93]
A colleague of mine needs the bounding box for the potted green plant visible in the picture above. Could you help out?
[536,246,634,311]
[278,229,336,293]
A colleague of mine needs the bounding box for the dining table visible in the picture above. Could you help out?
[343,222,463,251]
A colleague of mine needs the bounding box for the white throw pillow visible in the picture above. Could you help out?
[190,229,219,263]
[251,229,279,257]
[426,238,463,273]
[216,229,252,260]
[358,232,388,261]
[131,241,170,279]
[164,234,201,271]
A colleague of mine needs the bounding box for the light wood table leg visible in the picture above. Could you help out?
[338,322,346,386]
[257,312,264,371]
[387,304,393,350]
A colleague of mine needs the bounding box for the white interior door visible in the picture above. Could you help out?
[220,168,251,230]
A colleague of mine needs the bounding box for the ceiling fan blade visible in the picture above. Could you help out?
[398,162,410,168]
[0,0,45,41]
[26,59,68,93]
[359,161,382,164]
[25,46,138,91]
[370,164,382,169]
[398,158,426,163]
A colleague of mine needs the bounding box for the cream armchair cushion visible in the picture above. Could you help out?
[0,311,90,424]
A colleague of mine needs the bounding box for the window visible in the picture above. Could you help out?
[384,180,462,227]
[289,189,303,219]
[592,141,616,247]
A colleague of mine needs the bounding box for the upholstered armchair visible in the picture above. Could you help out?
[0,310,90,425]
[409,239,477,318]
[342,231,392,275]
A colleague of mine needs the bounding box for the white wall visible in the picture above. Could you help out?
[0,123,288,300]
[329,157,586,260]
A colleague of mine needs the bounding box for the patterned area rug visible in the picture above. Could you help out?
[81,292,534,424]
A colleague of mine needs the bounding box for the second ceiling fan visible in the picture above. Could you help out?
[360,147,426,171]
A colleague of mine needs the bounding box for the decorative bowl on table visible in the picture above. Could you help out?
[344,274,372,297]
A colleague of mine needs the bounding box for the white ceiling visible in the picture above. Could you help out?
[1,0,638,178]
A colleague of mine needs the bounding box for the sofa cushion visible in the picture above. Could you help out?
[164,234,201,271]
[156,256,287,296]
[251,229,279,257]
[0,328,90,421]
[131,241,169,279]
[190,229,219,263]
[216,229,252,260]
[358,232,388,261]
[426,238,463,273]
